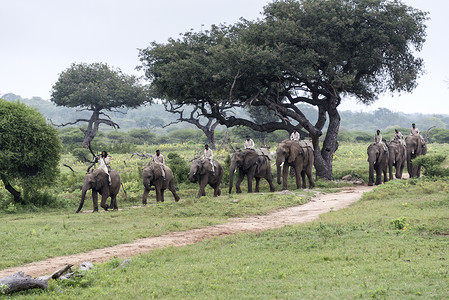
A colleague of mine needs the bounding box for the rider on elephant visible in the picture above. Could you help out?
[375,130,388,152]
[410,123,425,145]
[152,149,166,180]
[244,135,255,150]
[290,129,300,141]
[98,150,112,185]
[203,144,215,174]
[391,129,406,146]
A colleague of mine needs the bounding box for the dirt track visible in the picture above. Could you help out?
[0,185,373,278]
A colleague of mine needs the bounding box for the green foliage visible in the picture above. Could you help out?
[71,147,91,161]
[51,62,149,110]
[17,178,449,299]
[412,154,449,177]
[428,128,449,143]
[166,152,190,184]
[391,217,408,230]
[0,99,62,203]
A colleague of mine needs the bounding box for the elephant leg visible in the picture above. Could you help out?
[247,173,254,193]
[388,163,394,181]
[100,194,109,211]
[299,170,305,189]
[254,177,260,193]
[142,188,150,205]
[201,177,208,197]
[383,167,388,183]
[169,181,180,202]
[267,177,275,192]
[155,188,162,202]
[110,194,118,210]
[161,189,165,202]
[210,183,218,197]
[307,170,315,188]
[236,172,244,194]
[375,167,382,185]
[92,190,99,212]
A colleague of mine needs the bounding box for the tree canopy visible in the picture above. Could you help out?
[139,0,427,179]
[0,99,62,203]
[51,62,150,147]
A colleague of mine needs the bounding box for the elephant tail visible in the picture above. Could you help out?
[121,182,127,197]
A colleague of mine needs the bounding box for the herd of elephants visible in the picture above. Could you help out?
[76,134,426,213]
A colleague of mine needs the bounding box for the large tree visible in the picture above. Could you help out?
[51,62,150,147]
[0,99,62,203]
[139,0,427,179]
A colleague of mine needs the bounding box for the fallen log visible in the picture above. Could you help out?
[0,264,75,295]
[0,272,48,294]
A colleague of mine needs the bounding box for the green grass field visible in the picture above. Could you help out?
[1,142,449,298]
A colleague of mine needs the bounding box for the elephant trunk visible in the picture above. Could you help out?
[368,162,375,186]
[76,187,88,213]
[189,170,197,183]
[229,163,236,194]
[276,157,284,185]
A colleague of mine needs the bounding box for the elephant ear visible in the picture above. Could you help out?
[200,160,209,175]
[288,142,301,163]
[243,151,258,170]
[94,170,108,190]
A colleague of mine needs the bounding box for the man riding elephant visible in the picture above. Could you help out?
[203,144,215,174]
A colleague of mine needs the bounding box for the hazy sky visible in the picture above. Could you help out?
[1,0,448,114]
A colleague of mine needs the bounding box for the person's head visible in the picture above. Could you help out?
[412,123,416,128]
[293,129,297,133]
[246,135,250,140]
[395,129,398,133]
[205,144,209,149]
[101,151,108,158]
[377,130,380,134]
[156,149,160,155]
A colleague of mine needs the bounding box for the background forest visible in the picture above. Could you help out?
[3,93,449,150]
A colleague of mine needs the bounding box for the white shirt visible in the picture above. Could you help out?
[290,131,300,141]
[152,154,165,164]
[244,139,255,149]
[203,148,213,160]
[374,133,382,144]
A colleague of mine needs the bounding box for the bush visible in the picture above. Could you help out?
[166,152,190,185]
[413,154,449,177]
[71,148,91,161]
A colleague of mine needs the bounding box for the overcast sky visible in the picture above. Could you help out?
[1,0,448,115]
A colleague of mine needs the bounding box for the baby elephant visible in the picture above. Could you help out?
[77,169,121,213]
[142,162,180,203]
[189,158,223,197]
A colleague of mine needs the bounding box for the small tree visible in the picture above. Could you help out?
[0,99,62,203]
[51,62,150,147]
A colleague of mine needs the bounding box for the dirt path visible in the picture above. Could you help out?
[0,185,373,278]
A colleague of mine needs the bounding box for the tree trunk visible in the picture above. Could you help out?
[0,272,48,294]
[81,108,100,148]
[0,175,23,204]
[313,98,341,180]
[205,129,216,150]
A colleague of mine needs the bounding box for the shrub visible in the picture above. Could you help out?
[166,152,190,185]
[413,154,449,177]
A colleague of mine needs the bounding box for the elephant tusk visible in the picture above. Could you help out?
[234,169,237,173]
[280,162,284,167]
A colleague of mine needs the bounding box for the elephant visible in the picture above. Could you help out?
[387,140,406,180]
[229,150,275,194]
[189,158,223,198]
[367,142,389,186]
[405,134,427,178]
[142,162,180,203]
[275,139,314,190]
[76,168,121,213]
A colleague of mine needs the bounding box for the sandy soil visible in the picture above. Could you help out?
[0,185,373,278]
